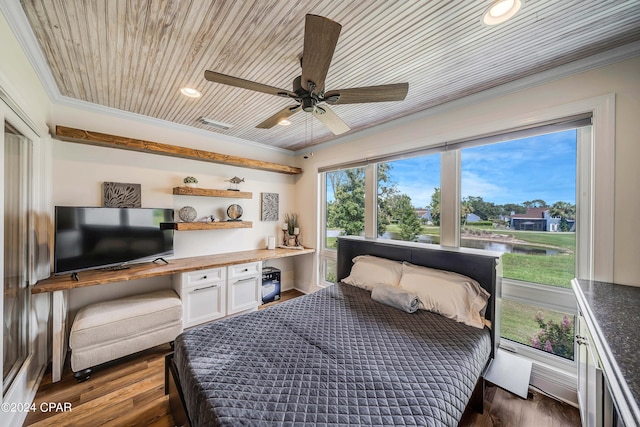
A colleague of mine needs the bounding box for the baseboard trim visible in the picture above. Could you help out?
[530,361,578,407]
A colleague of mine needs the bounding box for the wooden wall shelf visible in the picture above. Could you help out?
[162,221,252,231]
[173,187,252,199]
[55,126,302,175]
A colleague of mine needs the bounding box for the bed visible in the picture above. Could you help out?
[166,236,502,426]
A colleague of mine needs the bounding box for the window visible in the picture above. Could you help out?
[3,121,31,393]
[459,129,579,360]
[320,167,366,285]
[377,156,440,244]
[325,167,366,247]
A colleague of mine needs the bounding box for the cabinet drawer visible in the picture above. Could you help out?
[228,262,261,279]
[182,268,225,287]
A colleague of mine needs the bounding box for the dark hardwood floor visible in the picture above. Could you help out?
[24,289,581,427]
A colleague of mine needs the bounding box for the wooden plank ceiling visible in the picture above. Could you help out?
[21,0,640,151]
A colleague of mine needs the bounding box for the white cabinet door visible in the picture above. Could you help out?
[227,262,261,315]
[228,275,260,315]
[174,267,226,328]
[577,313,589,426]
[182,281,226,327]
[577,312,604,427]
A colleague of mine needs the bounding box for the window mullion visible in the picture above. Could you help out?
[364,164,376,239]
[440,150,460,246]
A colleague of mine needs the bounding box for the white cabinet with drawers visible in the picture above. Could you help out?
[174,261,261,328]
[173,268,227,328]
[227,262,262,315]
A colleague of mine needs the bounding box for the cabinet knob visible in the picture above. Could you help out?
[203,275,208,279]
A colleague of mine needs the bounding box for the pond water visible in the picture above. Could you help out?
[382,232,562,256]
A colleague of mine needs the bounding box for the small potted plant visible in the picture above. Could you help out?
[183,176,198,188]
[284,213,299,246]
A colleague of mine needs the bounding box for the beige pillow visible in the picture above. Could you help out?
[342,255,403,291]
[398,262,490,328]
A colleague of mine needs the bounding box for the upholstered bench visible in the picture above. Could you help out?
[69,289,182,382]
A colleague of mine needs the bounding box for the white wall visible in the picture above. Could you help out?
[295,55,640,289]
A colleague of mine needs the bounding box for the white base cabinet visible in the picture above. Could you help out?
[227,262,262,315]
[174,262,261,328]
[576,311,605,427]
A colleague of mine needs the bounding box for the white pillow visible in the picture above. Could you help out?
[342,255,403,291]
[398,262,490,328]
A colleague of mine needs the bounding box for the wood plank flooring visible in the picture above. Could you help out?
[24,289,581,427]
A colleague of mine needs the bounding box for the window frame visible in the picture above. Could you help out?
[318,93,615,399]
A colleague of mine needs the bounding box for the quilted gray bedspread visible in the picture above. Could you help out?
[174,283,491,427]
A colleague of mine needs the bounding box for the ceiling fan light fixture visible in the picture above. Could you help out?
[483,0,523,26]
[180,87,202,98]
[278,119,291,126]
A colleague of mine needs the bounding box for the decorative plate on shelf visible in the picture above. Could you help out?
[178,206,197,222]
[227,204,243,221]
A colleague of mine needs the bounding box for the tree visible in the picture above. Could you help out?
[377,163,397,236]
[461,198,474,226]
[396,194,423,241]
[549,201,575,220]
[464,195,500,220]
[327,168,365,236]
[549,201,575,232]
[326,170,346,197]
[523,199,548,208]
[429,187,441,226]
[501,203,526,216]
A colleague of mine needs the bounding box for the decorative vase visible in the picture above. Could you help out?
[288,237,297,247]
[178,206,197,222]
[185,183,196,188]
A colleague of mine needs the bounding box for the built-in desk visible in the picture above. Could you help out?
[33,247,314,382]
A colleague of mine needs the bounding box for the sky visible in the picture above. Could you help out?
[388,129,577,208]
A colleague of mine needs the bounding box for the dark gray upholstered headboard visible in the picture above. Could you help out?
[337,236,502,358]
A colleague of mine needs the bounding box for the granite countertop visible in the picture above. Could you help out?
[573,279,640,424]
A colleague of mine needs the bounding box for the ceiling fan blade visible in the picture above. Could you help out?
[324,82,409,104]
[256,105,301,129]
[301,14,342,95]
[312,105,350,135]
[204,70,297,98]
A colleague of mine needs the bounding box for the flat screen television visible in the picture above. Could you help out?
[54,206,174,275]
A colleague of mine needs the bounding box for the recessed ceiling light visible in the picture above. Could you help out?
[483,0,523,26]
[180,87,202,98]
[278,119,292,126]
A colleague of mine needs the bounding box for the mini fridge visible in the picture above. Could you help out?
[261,267,281,304]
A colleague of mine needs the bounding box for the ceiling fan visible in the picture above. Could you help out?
[204,14,409,135]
